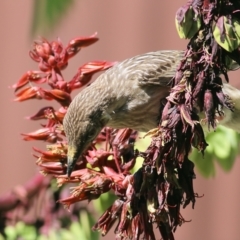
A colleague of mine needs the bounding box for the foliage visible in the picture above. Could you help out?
[191,126,240,177]
[31,0,74,36]
[3,0,240,239]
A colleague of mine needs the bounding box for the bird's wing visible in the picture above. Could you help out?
[112,50,185,87]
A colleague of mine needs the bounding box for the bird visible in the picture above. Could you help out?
[63,50,240,177]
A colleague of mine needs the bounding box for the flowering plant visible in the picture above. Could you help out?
[5,1,240,240]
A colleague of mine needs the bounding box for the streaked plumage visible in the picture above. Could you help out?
[63,50,240,176]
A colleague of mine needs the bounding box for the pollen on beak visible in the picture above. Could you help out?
[67,157,76,177]
[66,145,78,177]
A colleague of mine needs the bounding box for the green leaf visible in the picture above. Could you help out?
[175,7,201,39]
[211,127,238,171]
[31,0,74,36]
[13,222,37,240]
[37,234,49,240]
[224,54,240,71]
[68,210,99,240]
[233,18,240,40]
[46,230,59,240]
[70,222,85,239]
[191,126,240,177]
[4,226,17,240]
[0,234,6,240]
[93,191,115,213]
[213,16,239,52]
[80,211,98,240]
[191,143,216,178]
[58,229,75,240]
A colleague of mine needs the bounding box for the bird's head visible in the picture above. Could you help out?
[63,113,102,177]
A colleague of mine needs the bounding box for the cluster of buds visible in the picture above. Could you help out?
[143,0,240,238]
[12,34,154,238]
[12,34,114,149]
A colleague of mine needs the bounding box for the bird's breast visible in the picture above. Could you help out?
[106,85,170,132]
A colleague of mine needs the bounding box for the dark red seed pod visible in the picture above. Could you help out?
[204,89,215,130]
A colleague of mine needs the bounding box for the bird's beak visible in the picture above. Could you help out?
[67,156,77,177]
[66,145,78,177]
